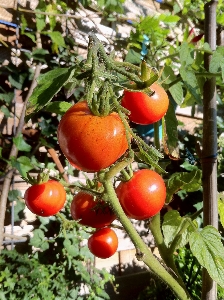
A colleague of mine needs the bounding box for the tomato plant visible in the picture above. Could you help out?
[24,180,66,217]
[70,191,116,228]
[121,82,169,125]
[88,228,118,259]
[116,169,166,220]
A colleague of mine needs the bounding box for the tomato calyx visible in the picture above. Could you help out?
[121,61,159,95]
[119,165,134,182]
[22,171,50,186]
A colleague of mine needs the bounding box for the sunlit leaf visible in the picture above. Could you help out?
[13,134,32,152]
[189,226,224,288]
[162,210,197,249]
[165,169,202,203]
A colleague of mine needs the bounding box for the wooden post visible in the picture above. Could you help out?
[201,1,218,300]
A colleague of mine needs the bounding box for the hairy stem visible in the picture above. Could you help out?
[102,177,191,300]
[150,214,189,295]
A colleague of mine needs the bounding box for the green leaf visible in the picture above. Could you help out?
[181,90,196,108]
[13,198,25,222]
[135,149,165,174]
[36,11,46,32]
[13,134,32,152]
[25,32,36,43]
[218,192,224,229]
[8,190,22,202]
[202,42,212,53]
[68,289,78,299]
[180,161,199,171]
[8,73,27,90]
[44,31,66,47]
[169,82,183,106]
[10,156,34,178]
[46,4,57,30]
[179,67,202,104]
[179,42,194,66]
[30,229,49,251]
[0,291,7,300]
[0,92,14,104]
[209,51,223,73]
[32,49,49,62]
[166,169,202,203]
[0,106,13,118]
[189,226,224,288]
[159,14,180,23]
[25,67,77,119]
[164,101,179,157]
[162,65,183,105]
[63,239,79,257]
[96,286,110,299]
[162,211,197,249]
[7,190,25,221]
[220,60,224,81]
[64,80,79,99]
[139,16,160,32]
[20,14,28,34]
[217,13,224,26]
[80,269,91,283]
[125,49,141,64]
[45,101,72,115]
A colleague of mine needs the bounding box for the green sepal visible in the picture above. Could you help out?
[22,172,50,186]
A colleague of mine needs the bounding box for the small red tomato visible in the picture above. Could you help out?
[24,180,66,217]
[88,228,118,259]
[70,191,116,228]
[116,169,166,220]
[57,101,128,172]
[121,82,169,125]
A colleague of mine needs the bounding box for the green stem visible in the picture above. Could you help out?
[149,213,168,260]
[162,72,221,94]
[114,61,140,73]
[157,48,213,63]
[150,214,189,294]
[190,207,203,220]
[102,177,191,300]
[153,121,160,149]
[157,52,179,63]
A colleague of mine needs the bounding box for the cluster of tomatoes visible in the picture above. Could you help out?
[24,83,168,259]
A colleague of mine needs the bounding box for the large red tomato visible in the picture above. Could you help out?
[116,169,166,220]
[70,191,116,228]
[57,101,128,172]
[24,180,66,217]
[88,228,118,259]
[121,82,169,125]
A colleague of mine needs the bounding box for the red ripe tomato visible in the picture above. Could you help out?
[70,191,116,228]
[116,169,166,220]
[88,228,118,259]
[24,180,66,217]
[121,82,169,125]
[57,101,128,172]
